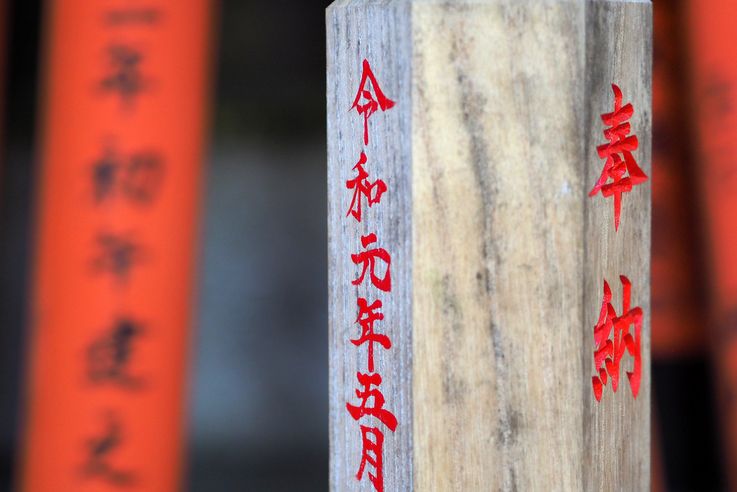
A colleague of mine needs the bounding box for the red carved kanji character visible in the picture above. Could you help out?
[346,372,398,432]
[351,59,395,145]
[592,275,643,402]
[346,151,387,223]
[352,298,392,372]
[589,84,648,231]
[356,425,385,492]
[352,233,391,292]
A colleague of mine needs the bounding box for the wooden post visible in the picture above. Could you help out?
[18,1,213,491]
[327,1,651,490]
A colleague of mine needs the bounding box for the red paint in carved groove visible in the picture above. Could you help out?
[357,425,386,492]
[592,275,643,401]
[351,233,392,292]
[346,151,387,223]
[347,372,398,432]
[351,59,395,145]
[589,84,649,231]
[352,297,392,373]
[346,56,397,492]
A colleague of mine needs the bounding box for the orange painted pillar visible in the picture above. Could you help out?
[686,0,737,488]
[18,1,213,491]
[652,0,706,362]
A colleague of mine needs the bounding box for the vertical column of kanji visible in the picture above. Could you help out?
[327,1,413,491]
[686,1,737,486]
[411,1,586,490]
[19,1,212,491]
[583,1,652,490]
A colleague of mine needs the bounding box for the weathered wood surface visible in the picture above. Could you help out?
[584,3,651,490]
[328,2,414,491]
[328,1,651,490]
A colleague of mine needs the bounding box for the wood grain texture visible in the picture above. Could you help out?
[412,2,586,490]
[328,1,651,490]
[583,4,652,491]
[327,2,414,491]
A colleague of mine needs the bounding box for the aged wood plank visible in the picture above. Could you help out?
[328,1,651,490]
[327,2,414,491]
[412,2,586,491]
[583,2,652,491]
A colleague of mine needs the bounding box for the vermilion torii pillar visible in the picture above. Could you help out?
[687,1,737,488]
[18,1,213,491]
[327,1,651,490]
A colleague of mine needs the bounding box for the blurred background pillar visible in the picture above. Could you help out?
[17,1,213,491]
[686,1,737,489]
[651,1,724,489]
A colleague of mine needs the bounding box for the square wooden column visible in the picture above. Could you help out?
[327,1,651,490]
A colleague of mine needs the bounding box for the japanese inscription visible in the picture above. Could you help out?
[345,59,397,492]
[589,84,648,403]
[87,317,146,389]
[92,145,165,206]
[92,232,146,285]
[351,59,396,145]
[82,2,164,485]
[346,151,386,222]
[591,276,643,402]
[100,44,149,108]
[589,84,648,231]
[21,1,210,489]
[82,412,136,486]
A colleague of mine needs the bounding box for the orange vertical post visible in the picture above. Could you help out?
[652,0,706,361]
[18,1,213,491]
[687,0,737,487]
